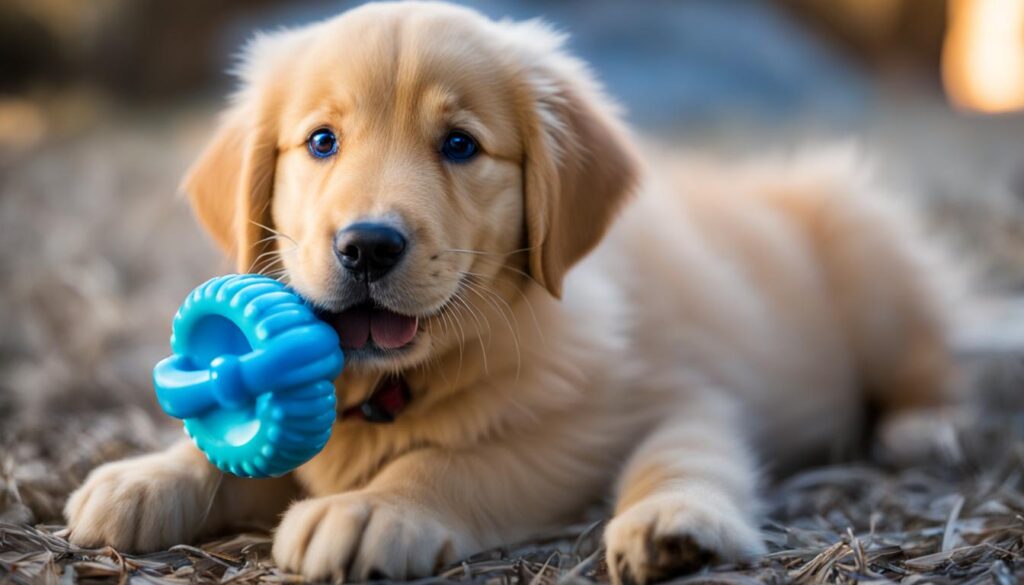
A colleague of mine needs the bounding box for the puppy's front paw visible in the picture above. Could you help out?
[604,492,765,585]
[273,492,473,581]
[65,451,214,552]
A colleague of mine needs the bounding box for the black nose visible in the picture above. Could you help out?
[334,222,407,281]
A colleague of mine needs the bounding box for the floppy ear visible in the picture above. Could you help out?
[516,26,642,298]
[181,90,278,273]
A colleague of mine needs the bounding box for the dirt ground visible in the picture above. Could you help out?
[3,94,1024,583]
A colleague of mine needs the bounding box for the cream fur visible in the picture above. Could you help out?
[65,3,957,583]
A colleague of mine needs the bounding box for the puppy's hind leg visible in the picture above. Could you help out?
[809,187,961,463]
[604,392,765,585]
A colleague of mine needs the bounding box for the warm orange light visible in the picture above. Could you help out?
[942,0,1024,114]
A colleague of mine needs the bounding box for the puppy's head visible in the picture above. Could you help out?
[183,2,639,372]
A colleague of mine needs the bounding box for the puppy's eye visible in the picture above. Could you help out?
[307,128,338,159]
[440,130,479,162]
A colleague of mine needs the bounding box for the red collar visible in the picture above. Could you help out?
[341,376,411,423]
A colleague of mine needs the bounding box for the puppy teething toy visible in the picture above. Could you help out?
[152,274,344,478]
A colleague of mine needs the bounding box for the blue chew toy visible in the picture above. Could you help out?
[152,274,344,478]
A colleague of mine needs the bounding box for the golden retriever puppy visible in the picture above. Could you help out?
[65,2,957,583]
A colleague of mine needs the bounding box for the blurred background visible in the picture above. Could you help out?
[2,0,1024,524]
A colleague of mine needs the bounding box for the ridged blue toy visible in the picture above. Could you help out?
[152,274,344,478]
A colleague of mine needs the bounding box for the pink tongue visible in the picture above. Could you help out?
[333,305,418,350]
[335,305,370,350]
[369,309,419,349]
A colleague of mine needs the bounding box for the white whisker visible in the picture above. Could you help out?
[461,274,522,381]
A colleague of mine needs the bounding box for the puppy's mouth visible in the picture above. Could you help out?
[317,302,419,351]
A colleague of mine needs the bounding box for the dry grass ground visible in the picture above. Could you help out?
[5,404,1024,584]
[2,95,1024,583]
